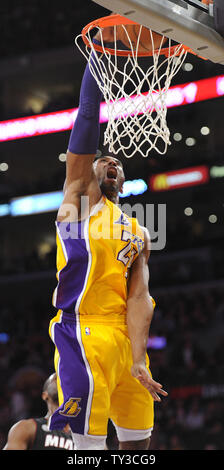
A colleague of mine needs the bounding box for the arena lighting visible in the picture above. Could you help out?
[170,384,224,400]
[149,165,209,192]
[185,137,196,147]
[210,165,224,178]
[0,162,8,171]
[208,214,217,223]
[10,191,64,216]
[119,179,148,198]
[147,336,167,350]
[0,179,147,217]
[0,333,9,344]
[0,75,224,142]
[0,204,10,217]
[184,207,193,216]
[200,126,210,135]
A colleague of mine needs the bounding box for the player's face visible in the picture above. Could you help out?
[94,156,125,195]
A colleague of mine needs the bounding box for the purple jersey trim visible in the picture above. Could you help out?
[49,313,92,434]
[53,221,89,313]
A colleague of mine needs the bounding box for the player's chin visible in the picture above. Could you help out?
[102,178,119,192]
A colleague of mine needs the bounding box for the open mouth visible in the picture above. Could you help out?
[106,166,117,180]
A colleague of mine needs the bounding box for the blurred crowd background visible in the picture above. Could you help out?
[0,0,224,450]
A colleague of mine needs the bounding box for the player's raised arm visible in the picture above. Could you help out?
[57,43,103,222]
[127,228,168,401]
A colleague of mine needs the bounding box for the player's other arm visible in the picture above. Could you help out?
[127,228,168,401]
[2,419,36,450]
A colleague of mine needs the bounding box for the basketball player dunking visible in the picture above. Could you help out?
[48,21,169,452]
[48,0,213,451]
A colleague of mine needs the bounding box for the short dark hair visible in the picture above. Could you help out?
[94,150,123,168]
[94,149,103,161]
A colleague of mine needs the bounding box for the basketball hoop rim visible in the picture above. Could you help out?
[81,14,207,59]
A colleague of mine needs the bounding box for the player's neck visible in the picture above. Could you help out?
[104,191,119,204]
[45,403,58,419]
[100,181,120,205]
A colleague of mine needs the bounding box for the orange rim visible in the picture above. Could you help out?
[81,14,207,59]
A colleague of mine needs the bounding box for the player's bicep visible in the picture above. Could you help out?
[64,150,98,193]
[58,151,101,221]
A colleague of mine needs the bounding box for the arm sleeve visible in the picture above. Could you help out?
[68,44,103,155]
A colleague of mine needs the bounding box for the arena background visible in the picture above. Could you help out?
[0,0,224,450]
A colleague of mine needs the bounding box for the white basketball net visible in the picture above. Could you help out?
[75,25,188,158]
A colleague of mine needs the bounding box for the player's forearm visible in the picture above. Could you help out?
[126,294,154,364]
[68,46,102,156]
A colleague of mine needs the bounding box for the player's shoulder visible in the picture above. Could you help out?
[140,225,150,243]
[138,226,151,257]
[139,225,150,238]
[3,418,37,450]
[9,418,36,436]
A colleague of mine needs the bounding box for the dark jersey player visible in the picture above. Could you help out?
[3,373,74,450]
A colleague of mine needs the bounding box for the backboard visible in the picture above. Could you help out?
[91,0,224,64]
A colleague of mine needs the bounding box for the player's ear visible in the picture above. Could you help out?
[42,391,48,402]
